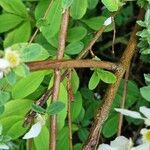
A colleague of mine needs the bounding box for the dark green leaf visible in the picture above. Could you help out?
[32,104,46,114]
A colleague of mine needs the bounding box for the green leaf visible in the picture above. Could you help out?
[0,106,4,115]
[12,71,45,99]
[62,0,73,9]
[87,0,98,9]
[102,114,119,138]
[101,0,119,12]
[4,22,31,48]
[5,71,16,86]
[33,126,49,150]
[98,70,116,84]
[70,0,88,19]
[47,102,65,115]
[35,0,50,20]
[82,16,106,31]
[0,0,28,17]
[67,26,87,42]
[71,92,82,122]
[14,64,30,77]
[74,144,82,150]
[32,104,46,114]
[71,70,79,93]
[0,99,33,118]
[65,41,84,55]
[140,86,150,101]
[0,91,10,105]
[78,128,89,142]
[57,127,69,150]
[0,14,23,33]
[11,43,49,62]
[0,116,28,139]
[41,0,62,39]
[88,71,100,90]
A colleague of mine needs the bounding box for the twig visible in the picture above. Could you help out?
[49,9,69,150]
[82,9,145,150]
[28,139,33,150]
[27,59,118,71]
[112,16,116,57]
[117,65,130,136]
[67,70,74,150]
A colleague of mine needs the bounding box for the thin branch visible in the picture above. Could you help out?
[27,59,118,71]
[67,70,74,150]
[49,9,69,150]
[82,9,145,150]
[117,65,130,136]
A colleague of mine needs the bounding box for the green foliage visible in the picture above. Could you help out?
[0,0,149,149]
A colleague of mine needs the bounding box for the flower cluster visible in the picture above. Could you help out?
[0,48,20,79]
[98,106,150,150]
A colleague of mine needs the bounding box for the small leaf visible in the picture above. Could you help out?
[0,105,5,115]
[65,41,84,55]
[98,70,116,84]
[47,102,65,115]
[101,0,119,12]
[67,26,87,42]
[70,0,88,19]
[32,104,46,114]
[140,86,150,101]
[88,71,100,90]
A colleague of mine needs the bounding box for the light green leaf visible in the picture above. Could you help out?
[140,86,150,101]
[0,14,23,33]
[87,0,98,9]
[11,43,49,62]
[41,0,62,39]
[4,22,31,48]
[62,0,73,9]
[0,99,33,118]
[71,70,79,93]
[88,71,100,90]
[0,91,10,105]
[0,0,28,17]
[14,64,30,77]
[47,102,65,115]
[65,41,84,55]
[12,71,45,99]
[82,16,106,31]
[70,0,88,19]
[101,0,119,12]
[98,70,116,84]
[67,26,87,42]
[33,126,49,150]
[5,71,16,86]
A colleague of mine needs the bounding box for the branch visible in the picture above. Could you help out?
[49,9,69,150]
[27,59,118,71]
[82,9,145,150]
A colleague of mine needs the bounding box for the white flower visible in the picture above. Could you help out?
[0,143,9,149]
[115,106,150,126]
[131,128,150,150]
[0,58,10,70]
[98,136,133,150]
[0,71,4,79]
[23,114,45,139]
[4,48,20,68]
[104,17,112,26]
